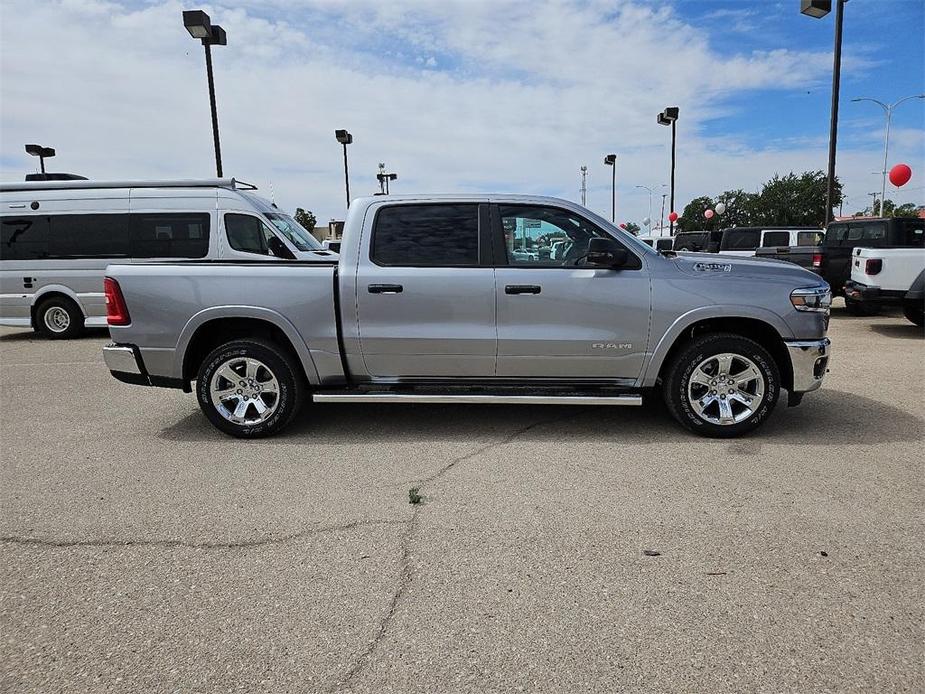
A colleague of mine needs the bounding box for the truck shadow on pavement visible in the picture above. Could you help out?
[159,388,922,447]
[868,323,924,340]
[0,328,109,342]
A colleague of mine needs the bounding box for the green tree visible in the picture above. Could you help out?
[750,171,842,226]
[893,202,921,217]
[678,196,716,231]
[713,189,757,228]
[294,208,317,232]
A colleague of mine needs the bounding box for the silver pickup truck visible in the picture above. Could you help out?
[103,192,832,439]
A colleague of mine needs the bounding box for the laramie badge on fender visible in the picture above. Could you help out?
[693,262,732,273]
[591,342,632,350]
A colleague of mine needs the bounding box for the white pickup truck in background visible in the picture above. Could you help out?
[845,247,925,326]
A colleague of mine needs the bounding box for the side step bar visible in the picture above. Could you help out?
[312,393,643,406]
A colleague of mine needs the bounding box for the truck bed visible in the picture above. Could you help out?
[106,260,345,386]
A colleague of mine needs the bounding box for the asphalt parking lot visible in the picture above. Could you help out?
[1,299,922,693]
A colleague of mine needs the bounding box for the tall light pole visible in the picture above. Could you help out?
[635,185,654,230]
[657,107,679,235]
[852,94,925,213]
[801,0,846,225]
[603,155,617,221]
[183,10,227,178]
[25,144,55,176]
[579,165,588,206]
[335,129,353,209]
[660,193,668,234]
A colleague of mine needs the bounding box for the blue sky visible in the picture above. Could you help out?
[1,0,922,227]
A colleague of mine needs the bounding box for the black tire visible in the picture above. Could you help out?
[903,301,924,327]
[195,338,305,438]
[35,296,84,339]
[662,333,780,438]
[844,298,880,316]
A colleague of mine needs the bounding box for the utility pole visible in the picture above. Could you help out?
[580,166,588,207]
[660,193,667,234]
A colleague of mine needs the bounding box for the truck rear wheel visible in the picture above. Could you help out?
[662,333,780,438]
[195,339,305,438]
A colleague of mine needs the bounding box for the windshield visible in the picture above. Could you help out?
[264,212,322,251]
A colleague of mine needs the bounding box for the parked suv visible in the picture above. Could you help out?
[719,227,821,257]
[103,189,832,439]
[673,230,723,252]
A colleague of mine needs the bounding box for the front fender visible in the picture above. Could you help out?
[174,305,321,385]
[639,305,793,388]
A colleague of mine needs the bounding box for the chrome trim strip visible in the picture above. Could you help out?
[312,393,643,406]
[102,344,142,375]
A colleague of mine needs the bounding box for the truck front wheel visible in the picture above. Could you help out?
[195,339,305,438]
[662,333,780,438]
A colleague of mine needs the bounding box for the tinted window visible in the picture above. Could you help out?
[897,219,924,247]
[721,229,760,250]
[656,239,674,251]
[130,213,209,258]
[225,213,277,256]
[674,233,707,251]
[825,224,848,245]
[500,205,615,266]
[762,231,791,247]
[797,231,824,246]
[0,216,49,260]
[48,214,130,257]
[372,204,478,266]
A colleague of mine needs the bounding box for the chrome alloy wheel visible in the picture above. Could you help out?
[43,306,71,333]
[209,357,281,426]
[687,352,765,426]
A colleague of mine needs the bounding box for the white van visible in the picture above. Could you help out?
[0,178,332,338]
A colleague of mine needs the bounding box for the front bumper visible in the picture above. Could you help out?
[785,338,831,394]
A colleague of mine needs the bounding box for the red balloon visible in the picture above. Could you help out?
[619,223,627,229]
[704,209,715,219]
[889,163,912,187]
[668,211,679,222]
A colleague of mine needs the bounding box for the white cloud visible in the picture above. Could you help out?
[0,0,921,227]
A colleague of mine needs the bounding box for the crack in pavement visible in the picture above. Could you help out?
[0,518,407,550]
[331,409,588,691]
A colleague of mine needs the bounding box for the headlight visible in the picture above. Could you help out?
[791,286,831,312]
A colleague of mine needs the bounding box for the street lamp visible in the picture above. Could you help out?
[657,106,679,235]
[800,0,846,225]
[852,94,925,212]
[335,129,353,209]
[25,144,55,175]
[376,163,398,194]
[183,9,227,178]
[635,185,655,230]
[604,154,617,222]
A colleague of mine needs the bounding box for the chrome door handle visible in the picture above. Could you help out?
[368,284,403,294]
[505,285,541,295]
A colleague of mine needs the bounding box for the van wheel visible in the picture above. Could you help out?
[903,301,924,327]
[35,297,84,339]
[662,333,780,438]
[196,339,305,438]
[844,298,879,316]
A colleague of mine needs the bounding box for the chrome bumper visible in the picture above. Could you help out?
[785,338,830,393]
[102,344,142,375]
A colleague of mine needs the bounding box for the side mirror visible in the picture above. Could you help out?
[586,237,628,268]
[268,236,296,260]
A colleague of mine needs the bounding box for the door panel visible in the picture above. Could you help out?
[495,267,650,379]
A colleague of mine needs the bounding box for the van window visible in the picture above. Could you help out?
[721,229,760,250]
[130,213,209,258]
[797,231,824,246]
[0,216,50,260]
[372,204,479,266]
[656,239,674,251]
[897,219,924,247]
[225,214,277,255]
[48,214,130,257]
[762,231,791,247]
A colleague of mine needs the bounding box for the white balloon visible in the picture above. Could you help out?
[715,202,726,215]
[642,217,651,227]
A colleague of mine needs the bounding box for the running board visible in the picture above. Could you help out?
[312,392,643,406]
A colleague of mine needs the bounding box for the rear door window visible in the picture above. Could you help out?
[761,231,791,247]
[721,229,760,250]
[48,214,130,257]
[372,204,479,266]
[0,216,49,260]
[225,213,278,256]
[825,224,848,246]
[797,231,824,246]
[861,222,887,244]
[129,213,209,258]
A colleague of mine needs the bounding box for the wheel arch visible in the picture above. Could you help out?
[642,308,794,391]
[177,308,320,387]
[30,287,86,329]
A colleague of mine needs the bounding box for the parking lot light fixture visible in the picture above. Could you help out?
[25,144,55,175]
[604,154,617,222]
[657,107,679,235]
[335,130,353,209]
[800,0,831,19]
[183,9,227,178]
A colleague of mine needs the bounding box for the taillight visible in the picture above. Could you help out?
[104,277,130,326]
[812,253,823,268]
[865,258,882,276]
